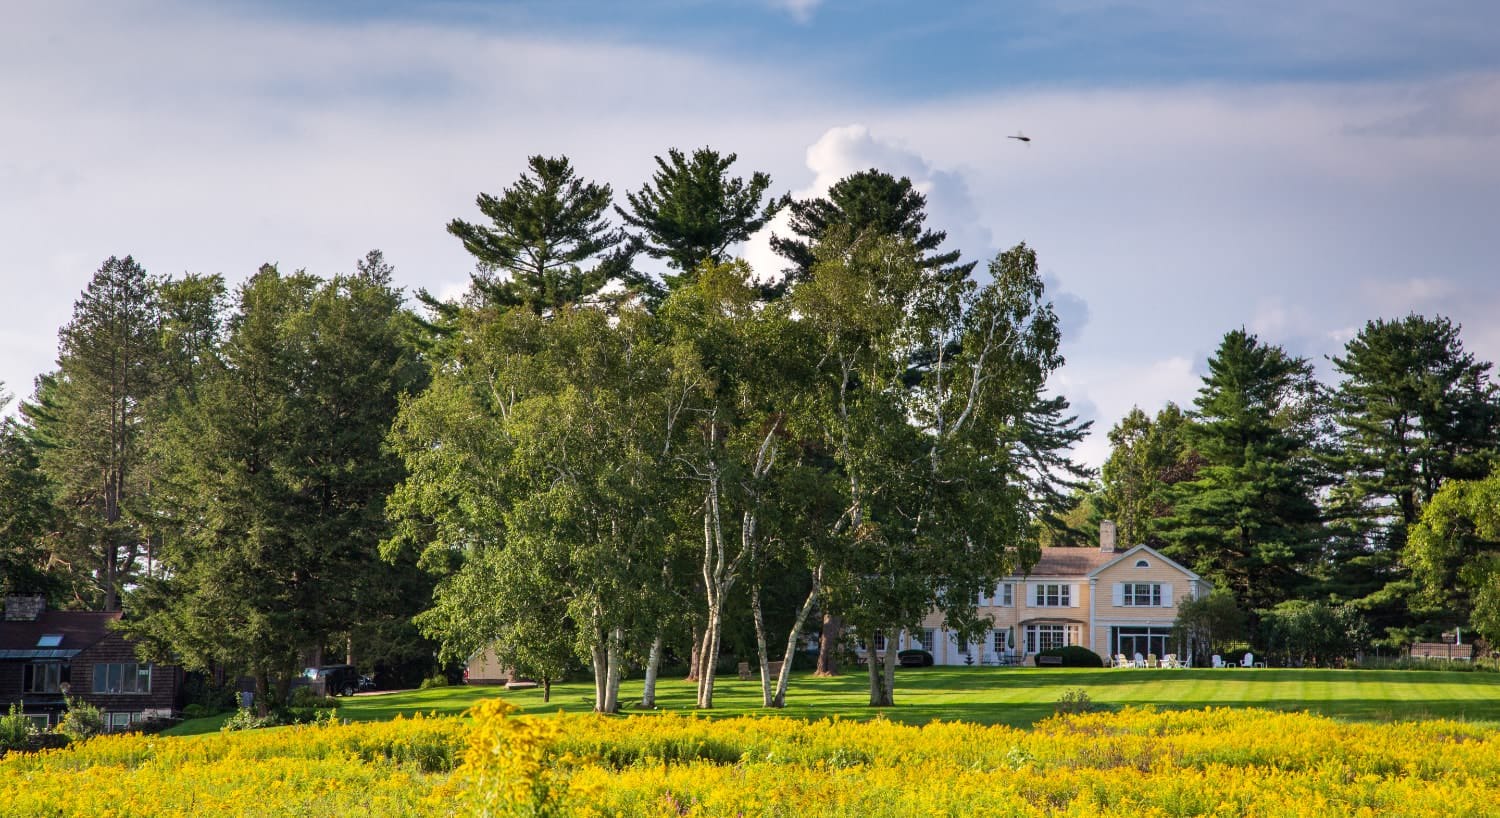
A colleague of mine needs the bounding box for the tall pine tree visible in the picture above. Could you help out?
[1160,330,1323,615]
[447,155,642,313]
[1323,314,1500,638]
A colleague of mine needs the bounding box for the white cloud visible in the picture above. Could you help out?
[768,0,822,23]
[1054,356,1203,469]
[742,124,994,283]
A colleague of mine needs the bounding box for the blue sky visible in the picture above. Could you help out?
[4,0,1499,466]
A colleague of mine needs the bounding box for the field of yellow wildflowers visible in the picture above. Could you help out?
[4,701,1498,816]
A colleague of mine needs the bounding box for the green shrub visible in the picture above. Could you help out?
[419,674,450,690]
[0,704,36,751]
[288,686,340,709]
[57,697,104,743]
[222,707,281,731]
[1037,645,1105,667]
[897,649,934,667]
[1054,688,1097,715]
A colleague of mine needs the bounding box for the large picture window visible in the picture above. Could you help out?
[93,663,151,695]
[1034,583,1071,607]
[1025,624,1072,653]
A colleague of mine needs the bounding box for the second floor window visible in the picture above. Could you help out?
[1123,583,1163,606]
[94,663,151,695]
[1034,583,1071,607]
[24,663,66,694]
[918,629,935,652]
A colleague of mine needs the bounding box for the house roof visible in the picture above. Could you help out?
[0,610,122,660]
[1020,547,1117,577]
[1087,544,1204,582]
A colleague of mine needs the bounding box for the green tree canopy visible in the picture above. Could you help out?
[1100,403,1199,548]
[447,155,643,314]
[1406,472,1500,643]
[1322,315,1500,636]
[1159,329,1323,615]
[617,147,785,289]
[123,260,426,707]
[769,168,963,289]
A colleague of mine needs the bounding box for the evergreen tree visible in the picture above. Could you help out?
[769,168,964,289]
[617,147,786,289]
[35,256,164,610]
[0,391,57,597]
[447,155,643,313]
[123,261,426,708]
[1159,330,1323,615]
[1323,315,1500,638]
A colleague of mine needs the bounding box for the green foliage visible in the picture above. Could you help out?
[1258,600,1371,667]
[1037,646,1106,668]
[222,707,281,732]
[1053,688,1097,715]
[770,168,965,291]
[1172,588,1248,664]
[618,146,785,287]
[1406,472,1500,643]
[0,704,36,751]
[1100,403,1199,548]
[121,257,429,704]
[58,697,104,742]
[1323,315,1500,636]
[447,154,644,313]
[796,235,1087,705]
[0,412,57,598]
[419,674,450,690]
[1158,329,1322,613]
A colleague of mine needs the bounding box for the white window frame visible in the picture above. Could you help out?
[1000,583,1013,607]
[1033,583,1071,607]
[1026,624,1071,653]
[1123,582,1163,607]
[918,629,935,652]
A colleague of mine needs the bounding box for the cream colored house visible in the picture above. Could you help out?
[881,523,1212,666]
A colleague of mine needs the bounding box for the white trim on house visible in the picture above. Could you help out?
[1088,544,1203,583]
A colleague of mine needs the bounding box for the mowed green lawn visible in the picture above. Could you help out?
[163,666,1500,736]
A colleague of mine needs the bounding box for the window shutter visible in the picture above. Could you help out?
[1028,583,1039,606]
[1069,583,1080,607]
[1161,583,1173,607]
[1113,583,1125,606]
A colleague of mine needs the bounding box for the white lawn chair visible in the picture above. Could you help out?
[1163,653,1177,668]
[1241,652,1255,668]
[1133,652,1145,668]
[1211,654,1225,668]
[1114,654,1130,668]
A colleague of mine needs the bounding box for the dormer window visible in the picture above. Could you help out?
[36,634,62,648]
[1135,559,1150,568]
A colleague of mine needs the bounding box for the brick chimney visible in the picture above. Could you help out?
[4,594,46,622]
[1100,520,1118,554]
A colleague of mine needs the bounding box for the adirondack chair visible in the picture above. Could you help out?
[1241,652,1256,668]
[1211,654,1226,668]
[1114,654,1130,668]
[1146,653,1158,668]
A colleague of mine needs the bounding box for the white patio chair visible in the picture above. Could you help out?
[1211,654,1225,668]
[1241,652,1255,668]
[1114,654,1130,668]
[1133,652,1145,668]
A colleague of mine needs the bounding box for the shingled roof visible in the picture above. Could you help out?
[0,610,122,660]
[1020,547,1117,577]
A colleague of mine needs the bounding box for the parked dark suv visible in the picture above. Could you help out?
[304,664,374,697]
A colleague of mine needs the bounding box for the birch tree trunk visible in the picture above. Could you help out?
[640,633,663,709]
[751,583,772,707]
[603,627,624,714]
[591,638,608,713]
[772,573,820,707]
